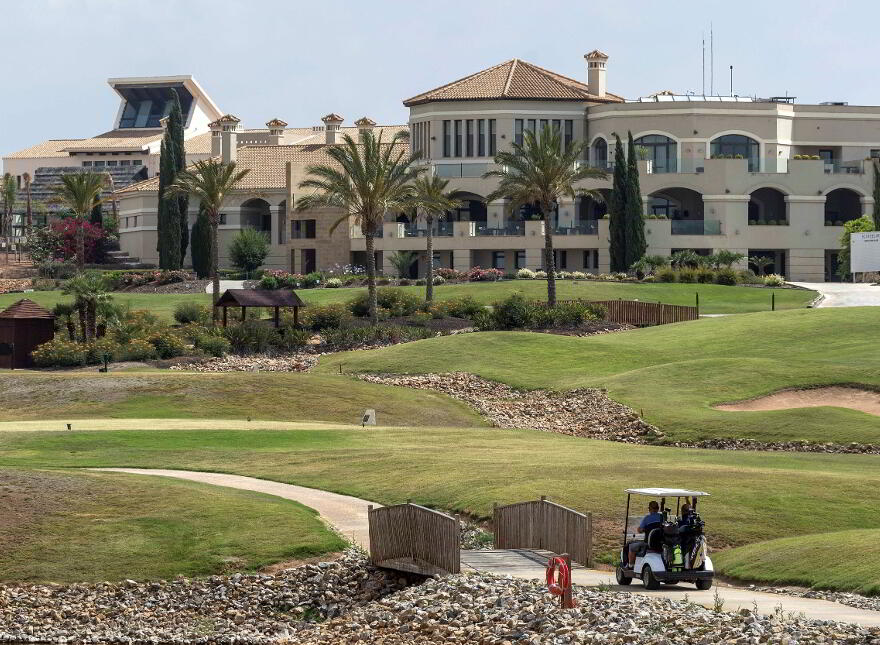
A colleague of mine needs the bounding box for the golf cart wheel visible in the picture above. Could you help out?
[615,566,632,586]
[695,578,713,591]
[642,565,660,590]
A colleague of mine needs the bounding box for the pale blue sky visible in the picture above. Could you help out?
[2,0,879,160]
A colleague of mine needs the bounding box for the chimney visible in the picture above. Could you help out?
[266,118,287,145]
[355,117,376,142]
[584,50,609,98]
[217,114,241,164]
[321,113,344,145]
[209,119,223,156]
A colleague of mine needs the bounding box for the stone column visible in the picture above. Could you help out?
[453,249,471,273]
[487,200,506,230]
[557,198,576,229]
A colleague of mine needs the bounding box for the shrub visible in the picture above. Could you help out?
[642,275,656,283]
[223,321,277,354]
[557,271,571,280]
[738,269,761,284]
[492,293,539,330]
[677,268,698,283]
[274,328,311,352]
[119,338,158,361]
[414,279,426,286]
[52,219,108,264]
[258,275,279,290]
[321,325,434,351]
[409,312,433,326]
[435,267,466,281]
[431,275,445,285]
[174,301,210,325]
[302,303,351,330]
[398,278,412,286]
[715,268,738,286]
[325,277,342,288]
[31,338,87,367]
[195,334,231,357]
[37,260,76,279]
[696,268,716,284]
[571,271,586,280]
[349,288,421,318]
[147,330,187,359]
[534,270,547,279]
[302,272,323,288]
[437,296,483,319]
[471,309,495,330]
[228,228,270,276]
[670,250,702,269]
[377,277,392,286]
[516,268,536,279]
[467,266,503,282]
[541,301,604,327]
[763,273,786,286]
[27,226,63,264]
[86,338,122,364]
[656,268,677,282]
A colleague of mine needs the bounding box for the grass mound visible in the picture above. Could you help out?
[0,468,344,582]
[714,529,880,594]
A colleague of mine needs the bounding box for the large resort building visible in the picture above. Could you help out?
[5,52,880,281]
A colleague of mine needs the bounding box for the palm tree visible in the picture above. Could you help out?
[62,271,112,341]
[483,124,607,306]
[408,174,462,302]
[1,173,16,265]
[22,172,33,238]
[296,129,423,325]
[54,172,109,272]
[165,159,250,322]
[104,173,119,235]
[749,255,774,277]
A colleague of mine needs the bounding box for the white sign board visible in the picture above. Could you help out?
[851,231,880,273]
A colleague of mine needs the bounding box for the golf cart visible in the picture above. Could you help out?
[615,487,713,590]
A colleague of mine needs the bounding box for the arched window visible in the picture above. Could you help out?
[634,135,677,173]
[592,138,608,169]
[710,134,760,171]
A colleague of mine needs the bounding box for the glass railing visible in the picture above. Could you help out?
[555,222,599,235]
[474,222,525,236]
[434,221,453,236]
[646,159,678,174]
[401,224,424,237]
[670,219,722,235]
[434,162,490,178]
[823,160,865,175]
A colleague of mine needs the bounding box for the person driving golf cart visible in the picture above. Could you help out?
[626,500,663,568]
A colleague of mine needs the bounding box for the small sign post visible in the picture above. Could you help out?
[362,409,376,427]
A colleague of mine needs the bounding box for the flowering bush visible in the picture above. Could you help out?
[431,275,445,285]
[31,338,87,367]
[763,273,786,286]
[147,330,188,359]
[325,277,342,288]
[260,270,306,289]
[467,266,503,282]
[435,268,467,281]
[534,270,547,279]
[106,270,192,290]
[570,271,586,279]
[52,219,108,264]
[516,268,536,279]
[557,271,571,280]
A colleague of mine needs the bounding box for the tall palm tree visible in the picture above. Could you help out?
[408,174,462,302]
[54,172,109,272]
[62,271,112,341]
[165,159,250,321]
[104,173,119,234]
[296,129,423,325]
[1,173,16,265]
[484,124,607,306]
[22,172,33,238]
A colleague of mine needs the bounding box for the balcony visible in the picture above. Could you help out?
[473,222,525,236]
[555,222,599,235]
[670,219,722,235]
[824,160,865,175]
[434,162,491,178]
[398,221,454,237]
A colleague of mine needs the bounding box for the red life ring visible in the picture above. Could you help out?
[546,556,571,596]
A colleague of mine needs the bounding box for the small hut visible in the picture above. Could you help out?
[214,289,305,327]
[0,299,56,369]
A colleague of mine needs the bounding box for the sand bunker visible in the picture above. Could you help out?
[715,386,880,417]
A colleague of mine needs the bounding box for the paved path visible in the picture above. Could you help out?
[92,468,880,626]
[205,280,247,294]
[791,281,880,307]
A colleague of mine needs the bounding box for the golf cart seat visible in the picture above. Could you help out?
[645,524,664,552]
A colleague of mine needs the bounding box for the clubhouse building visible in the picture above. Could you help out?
[5,52,880,281]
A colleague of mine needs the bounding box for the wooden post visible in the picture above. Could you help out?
[274,306,280,328]
[695,292,700,314]
[222,306,228,327]
[293,306,299,327]
[561,552,574,609]
[241,306,246,321]
[772,291,776,311]
[586,512,593,568]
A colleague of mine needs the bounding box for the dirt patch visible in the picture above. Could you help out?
[260,551,344,574]
[121,280,210,294]
[715,386,880,417]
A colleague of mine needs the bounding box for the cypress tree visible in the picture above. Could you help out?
[608,135,627,272]
[190,202,213,279]
[168,90,190,261]
[157,137,182,269]
[624,132,647,268]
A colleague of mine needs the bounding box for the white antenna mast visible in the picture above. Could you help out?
[710,22,714,95]
[702,34,706,95]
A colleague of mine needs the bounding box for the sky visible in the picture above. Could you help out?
[3,0,880,161]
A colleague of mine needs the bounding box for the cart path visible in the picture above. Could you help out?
[790,281,880,307]
[92,468,880,627]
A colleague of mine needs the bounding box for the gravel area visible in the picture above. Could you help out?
[0,278,31,294]
[0,550,409,644]
[752,584,880,615]
[359,373,663,443]
[170,354,318,373]
[122,280,210,294]
[296,572,880,644]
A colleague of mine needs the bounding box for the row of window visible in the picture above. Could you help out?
[412,121,431,158]
[83,159,143,168]
[442,119,496,158]
[485,249,600,271]
[514,119,574,149]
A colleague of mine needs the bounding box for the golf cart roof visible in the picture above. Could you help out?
[626,488,710,497]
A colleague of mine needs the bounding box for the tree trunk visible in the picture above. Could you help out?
[211,213,220,324]
[365,232,378,326]
[76,215,85,272]
[66,318,76,341]
[25,184,32,238]
[77,304,87,342]
[542,204,557,307]
[86,300,96,342]
[425,214,434,303]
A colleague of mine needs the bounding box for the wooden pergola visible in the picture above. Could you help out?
[214,289,305,328]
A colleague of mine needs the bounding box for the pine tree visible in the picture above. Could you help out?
[157,137,182,269]
[608,135,628,272]
[190,202,213,278]
[624,132,647,268]
[168,90,190,261]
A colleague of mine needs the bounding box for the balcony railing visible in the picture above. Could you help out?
[434,162,490,178]
[555,222,599,235]
[398,221,454,237]
[824,160,865,175]
[670,219,722,235]
[473,222,525,236]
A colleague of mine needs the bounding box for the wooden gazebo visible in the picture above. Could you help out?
[0,299,56,369]
[214,289,305,327]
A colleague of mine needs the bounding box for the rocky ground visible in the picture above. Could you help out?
[0,278,32,294]
[752,584,880,615]
[169,354,318,373]
[360,372,880,454]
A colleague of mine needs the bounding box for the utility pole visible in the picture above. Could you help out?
[730,65,734,96]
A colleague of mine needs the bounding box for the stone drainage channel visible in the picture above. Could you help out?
[92,468,880,628]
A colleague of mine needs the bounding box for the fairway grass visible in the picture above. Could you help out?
[0,280,814,320]
[2,425,880,560]
[714,530,880,595]
[0,372,484,428]
[319,308,880,445]
[0,468,344,582]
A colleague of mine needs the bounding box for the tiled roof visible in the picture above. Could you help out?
[0,299,55,319]
[266,118,288,127]
[183,131,214,154]
[585,49,609,59]
[4,139,85,159]
[403,58,624,106]
[61,129,166,153]
[355,117,377,127]
[321,113,344,123]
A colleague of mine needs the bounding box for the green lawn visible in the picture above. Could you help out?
[2,426,879,562]
[0,468,344,582]
[0,372,483,428]
[714,530,880,594]
[318,308,880,445]
[0,280,815,320]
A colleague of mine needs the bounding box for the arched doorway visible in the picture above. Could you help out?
[824,188,863,226]
[710,134,760,171]
[748,188,788,225]
[634,134,677,173]
[448,192,487,224]
[648,187,707,235]
[240,198,271,233]
[591,138,608,169]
